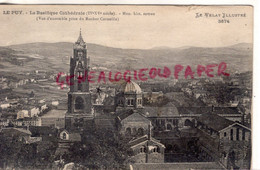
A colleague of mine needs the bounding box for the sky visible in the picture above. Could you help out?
[0,5,253,49]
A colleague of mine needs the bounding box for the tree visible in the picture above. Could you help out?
[63,128,128,169]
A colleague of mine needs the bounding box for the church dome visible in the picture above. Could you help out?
[119,80,142,94]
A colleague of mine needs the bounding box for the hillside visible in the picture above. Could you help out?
[0,42,253,74]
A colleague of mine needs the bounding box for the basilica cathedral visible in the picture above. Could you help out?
[61,31,167,163]
[60,31,250,168]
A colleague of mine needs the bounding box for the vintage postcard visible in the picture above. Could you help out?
[0,5,253,170]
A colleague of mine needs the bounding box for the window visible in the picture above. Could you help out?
[224,132,227,137]
[126,128,131,135]
[78,71,83,77]
[127,99,134,106]
[230,129,233,141]
[137,128,144,136]
[78,83,82,91]
[77,71,83,91]
[242,129,245,141]
[78,51,83,58]
[156,146,160,153]
[138,99,142,105]
[140,146,146,153]
[75,97,84,110]
[118,99,123,105]
[63,133,67,140]
[236,128,240,141]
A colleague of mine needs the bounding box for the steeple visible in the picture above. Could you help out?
[75,28,86,48]
[66,30,93,130]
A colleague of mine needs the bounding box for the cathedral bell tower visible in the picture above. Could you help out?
[65,30,93,130]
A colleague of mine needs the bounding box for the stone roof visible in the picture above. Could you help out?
[117,109,134,120]
[0,127,32,136]
[118,80,142,94]
[29,126,58,136]
[196,113,234,131]
[130,162,223,170]
[144,103,179,118]
[41,109,66,118]
[128,135,165,148]
[177,106,240,115]
[118,110,151,124]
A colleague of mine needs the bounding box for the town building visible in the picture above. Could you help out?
[195,113,251,169]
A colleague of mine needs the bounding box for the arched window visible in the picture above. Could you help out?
[242,129,245,140]
[75,97,84,110]
[230,129,233,141]
[236,128,240,141]
[118,99,123,105]
[137,128,144,136]
[167,124,172,130]
[223,152,227,158]
[127,99,134,106]
[156,146,160,153]
[184,119,191,126]
[126,127,131,135]
[140,146,146,153]
[138,99,142,105]
[63,133,67,140]
[77,71,83,91]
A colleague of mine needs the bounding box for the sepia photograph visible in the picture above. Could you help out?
[0,5,253,170]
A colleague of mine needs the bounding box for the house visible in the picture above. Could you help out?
[0,119,9,126]
[0,103,10,109]
[192,89,207,99]
[0,127,32,142]
[12,117,42,126]
[17,110,29,119]
[29,126,58,142]
[55,129,82,156]
[22,136,42,144]
[40,104,48,112]
[52,101,59,106]
[143,91,163,104]
[59,129,81,142]
[195,113,251,169]
[30,107,40,117]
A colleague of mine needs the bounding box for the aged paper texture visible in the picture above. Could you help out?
[0,5,252,170]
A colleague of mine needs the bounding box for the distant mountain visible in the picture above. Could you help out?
[150,46,174,50]
[0,42,253,74]
[228,43,253,50]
